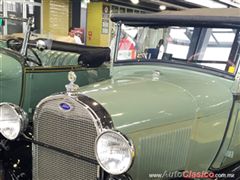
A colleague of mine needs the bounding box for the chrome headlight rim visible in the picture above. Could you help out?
[95,129,135,175]
[0,102,28,140]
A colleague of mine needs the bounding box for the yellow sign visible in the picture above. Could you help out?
[228,66,235,74]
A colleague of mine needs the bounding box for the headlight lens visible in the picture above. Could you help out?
[95,130,135,175]
[0,103,28,140]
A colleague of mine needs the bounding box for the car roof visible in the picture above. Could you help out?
[111,8,240,28]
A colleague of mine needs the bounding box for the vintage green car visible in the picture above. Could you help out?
[1,8,240,180]
[0,17,110,117]
[0,17,110,179]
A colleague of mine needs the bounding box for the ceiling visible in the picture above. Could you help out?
[148,0,240,9]
[108,0,240,11]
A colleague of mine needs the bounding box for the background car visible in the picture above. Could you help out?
[0,17,111,118]
[0,17,111,179]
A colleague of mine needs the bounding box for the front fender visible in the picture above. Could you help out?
[0,48,23,105]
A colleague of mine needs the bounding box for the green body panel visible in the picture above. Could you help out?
[0,52,22,104]
[211,97,240,169]
[222,100,240,167]
[0,47,110,117]
[22,66,110,117]
[81,65,233,179]
[35,49,80,66]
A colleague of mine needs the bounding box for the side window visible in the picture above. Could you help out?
[196,28,237,71]
[166,27,239,73]
[200,29,235,61]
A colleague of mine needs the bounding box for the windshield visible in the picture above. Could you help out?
[111,25,240,75]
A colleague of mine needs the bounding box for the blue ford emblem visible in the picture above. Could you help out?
[59,103,71,111]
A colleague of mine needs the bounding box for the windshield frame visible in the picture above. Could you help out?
[112,22,240,79]
[114,60,236,80]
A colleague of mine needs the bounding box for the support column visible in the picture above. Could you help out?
[86,2,110,47]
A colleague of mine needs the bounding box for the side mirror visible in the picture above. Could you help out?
[36,40,47,51]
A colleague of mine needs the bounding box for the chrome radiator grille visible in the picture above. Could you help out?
[33,95,98,180]
[33,146,97,180]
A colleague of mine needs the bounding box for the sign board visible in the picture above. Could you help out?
[102,4,110,34]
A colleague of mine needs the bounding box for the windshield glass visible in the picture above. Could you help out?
[111,25,240,75]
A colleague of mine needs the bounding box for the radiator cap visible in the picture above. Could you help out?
[65,71,80,94]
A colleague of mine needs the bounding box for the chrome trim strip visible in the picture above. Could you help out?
[32,139,98,165]
[76,94,114,131]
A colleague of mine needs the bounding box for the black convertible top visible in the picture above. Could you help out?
[111,8,240,28]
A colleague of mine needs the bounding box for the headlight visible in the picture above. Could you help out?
[0,103,28,140]
[95,130,135,175]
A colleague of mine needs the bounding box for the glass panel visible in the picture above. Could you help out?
[112,6,118,13]
[120,7,125,13]
[111,25,240,75]
[6,1,23,34]
[0,0,3,16]
[166,27,192,59]
[27,4,41,33]
[127,9,133,13]
[201,29,235,61]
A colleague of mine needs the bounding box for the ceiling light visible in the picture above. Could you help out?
[131,0,139,4]
[159,5,167,10]
[185,0,227,8]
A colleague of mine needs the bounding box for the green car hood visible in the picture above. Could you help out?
[81,65,233,134]
[0,50,23,105]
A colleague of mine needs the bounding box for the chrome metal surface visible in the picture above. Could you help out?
[0,102,28,140]
[95,130,135,175]
[33,94,101,180]
[113,22,122,63]
[36,40,47,51]
[65,71,80,94]
[20,17,33,56]
[33,145,97,180]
